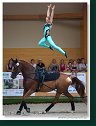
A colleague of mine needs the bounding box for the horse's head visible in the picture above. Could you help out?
[11,58,22,79]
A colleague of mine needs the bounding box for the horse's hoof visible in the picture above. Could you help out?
[26,108,30,113]
[39,111,46,114]
[16,110,21,115]
[42,111,47,114]
[71,110,75,113]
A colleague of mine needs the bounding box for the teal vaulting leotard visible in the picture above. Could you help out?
[38,23,66,56]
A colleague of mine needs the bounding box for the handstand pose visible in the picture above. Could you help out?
[38,4,67,58]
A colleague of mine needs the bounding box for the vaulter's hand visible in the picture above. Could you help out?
[52,5,55,10]
[48,4,52,8]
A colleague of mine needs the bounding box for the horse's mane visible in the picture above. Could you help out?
[19,60,35,70]
[20,60,30,64]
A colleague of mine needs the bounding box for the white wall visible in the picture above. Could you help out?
[3,20,80,48]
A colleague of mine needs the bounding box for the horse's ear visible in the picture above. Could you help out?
[10,58,14,62]
[15,58,18,63]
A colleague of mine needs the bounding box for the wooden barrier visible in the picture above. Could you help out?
[3,48,81,71]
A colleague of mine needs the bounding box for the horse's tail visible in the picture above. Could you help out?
[72,77,85,97]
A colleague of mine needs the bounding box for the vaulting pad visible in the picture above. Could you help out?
[44,71,60,82]
[35,67,60,82]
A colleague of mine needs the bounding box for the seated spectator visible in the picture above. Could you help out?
[48,66,52,71]
[76,58,81,64]
[78,58,87,72]
[66,62,72,72]
[69,59,73,64]
[7,58,13,72]
[30,59,36,69]
[72,60,78,71]
[37,59,45,68]
[71,60,78,76]
[48,59,59,72]
[59,59,66,72]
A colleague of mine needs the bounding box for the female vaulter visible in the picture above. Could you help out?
[38,4,68,58]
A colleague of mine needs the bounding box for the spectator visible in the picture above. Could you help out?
[66,62,72,72]
[59,59,66,72]
[7,58,13,72]
[76,58,81,64]
[78,58,87,72]
[37,59,45,68]
[48,59,59,72]
[69,59,73,64]
[30,59,36,69]
[48,66,52,71]
[71,60,78,76]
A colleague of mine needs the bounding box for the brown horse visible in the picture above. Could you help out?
[11,58,87,115]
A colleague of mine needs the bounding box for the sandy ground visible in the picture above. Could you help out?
[3,103,89,120]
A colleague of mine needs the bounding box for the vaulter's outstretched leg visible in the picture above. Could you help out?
[39,37,50,48]
[46,36,67,58]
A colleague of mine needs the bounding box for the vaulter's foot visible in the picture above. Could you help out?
[49,46,54,51]
[65,51,68,58]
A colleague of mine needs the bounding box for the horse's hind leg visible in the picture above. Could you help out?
[77,89,87,105]
[44,92,61,113]
[64,91,75,112]
[82,96,87,105]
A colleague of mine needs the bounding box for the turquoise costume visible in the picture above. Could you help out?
[39,23,66,56]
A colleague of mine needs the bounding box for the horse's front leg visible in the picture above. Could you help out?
[17,87,35,115]
[17,100,30,115]
[17,81,37,115]
[16,89,30,115]
[17,89,35,115]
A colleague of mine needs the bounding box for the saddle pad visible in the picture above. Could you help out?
[44,71,60,82]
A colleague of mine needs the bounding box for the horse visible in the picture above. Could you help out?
[10,58,87,115]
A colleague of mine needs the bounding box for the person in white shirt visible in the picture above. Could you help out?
[30,59,36,69]
[78,58,87,72]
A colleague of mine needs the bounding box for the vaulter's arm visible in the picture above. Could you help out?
[50,5,55,23]
[47,4,52,17]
